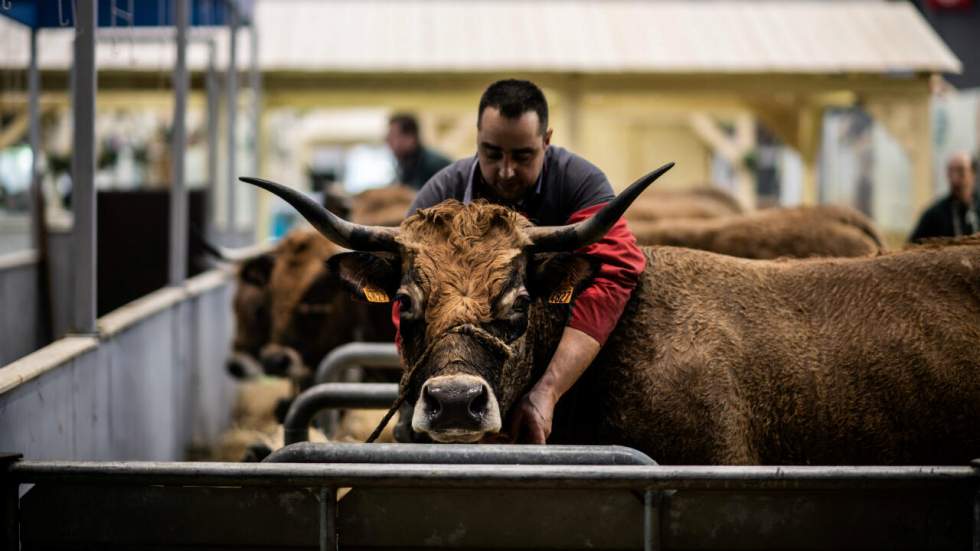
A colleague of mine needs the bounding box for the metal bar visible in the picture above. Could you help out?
[1,453,22,551]
[28,28,40,251]
[972,459,980,551]
[314,343,400,384]
[319,487,337,551]
[283,383,398,446]
[248,19,261,238]
[94,31,214,44]
[169,0,189,286]
[1,482,15,551]
[9,461,976,491]
[206,40,219,229]
[643,490,661,551]
[27,27,54,346]
[226,4,239,234]
[265,443,656,466]
[71,0,98,334]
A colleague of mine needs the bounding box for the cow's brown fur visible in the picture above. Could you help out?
[387,201,980,464]
[625,187,744,222]
[351,185,416,226]
[628,205,885,259]
[266,228,342,340]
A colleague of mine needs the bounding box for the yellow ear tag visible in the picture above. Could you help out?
[362,286,390,303]
[548,286,574,304]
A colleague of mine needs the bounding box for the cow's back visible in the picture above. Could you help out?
[597,238,980,465]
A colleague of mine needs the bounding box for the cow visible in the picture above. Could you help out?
[241,166,980,465]
[628,205,884,259]
[225,185,413,384]
[625,186,744,222]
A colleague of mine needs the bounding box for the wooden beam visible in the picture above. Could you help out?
[687,112,756,209]
[866,94,934,215]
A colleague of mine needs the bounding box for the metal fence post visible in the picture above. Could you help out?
[226,4,239,236]
[28,28,40,250]
[169,0,189,286]
[71,0,98,334]
[972,459,979,551]
[1,453,22,551]
[206,40,219,229]
[249,18,261,238]
[644,489,662,551]
[319,487,337,551]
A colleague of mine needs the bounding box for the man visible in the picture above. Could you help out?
[386,113,452,191]
[397,79,646,444]
[909,152,979,242]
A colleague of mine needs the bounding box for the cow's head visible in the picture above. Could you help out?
[260,229,350,384]
[241,163,672,442]
[227,253,275,379]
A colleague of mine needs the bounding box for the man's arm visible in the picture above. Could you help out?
[509,326,599,443]
[511,203,646,443]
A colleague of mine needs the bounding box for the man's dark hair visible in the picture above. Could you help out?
[478,79,549,135]
[389,113,419,139]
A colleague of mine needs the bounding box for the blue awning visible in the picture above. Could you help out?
[0,0,252,29]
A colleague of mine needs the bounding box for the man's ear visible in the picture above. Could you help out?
[239,254,275,287]
[326,252,401,303]
[527,252,599,303]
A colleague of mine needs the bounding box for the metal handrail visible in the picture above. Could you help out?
[314,342,400,384]
[282,383,398,446]
[7,461,977,491]
[263,443,656,465]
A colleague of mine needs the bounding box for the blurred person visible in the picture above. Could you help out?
[385,113,451,190]
[398,79,645,444]
[909,152,979,242]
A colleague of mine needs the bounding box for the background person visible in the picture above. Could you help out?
[385,113,452,191]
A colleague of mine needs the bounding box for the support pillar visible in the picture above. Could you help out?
[169,0,189,285]
[71,0,98,334]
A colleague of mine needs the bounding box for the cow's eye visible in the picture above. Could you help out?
[396,293,415,318]
[511,294,530,315]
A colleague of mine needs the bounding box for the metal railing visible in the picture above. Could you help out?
[314,342,400,384]
[4,455,978,551]
[282,382,398,446]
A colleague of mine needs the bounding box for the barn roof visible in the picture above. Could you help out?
[0,0,961,75]
[254,0,961,75]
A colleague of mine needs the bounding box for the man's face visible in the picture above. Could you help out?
[476,107,552,203]
[947,153,976,204]
[386,123,418,160]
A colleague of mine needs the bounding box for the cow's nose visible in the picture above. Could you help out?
[226,359,247,379]
[421,377,492,431]
[262,352,291,377]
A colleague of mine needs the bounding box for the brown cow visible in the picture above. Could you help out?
[625,186,744,222]
[628,205,884,259]
[226,185,413,383]
[242,167,980,465]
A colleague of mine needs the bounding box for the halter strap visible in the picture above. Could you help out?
[364,323,513,443]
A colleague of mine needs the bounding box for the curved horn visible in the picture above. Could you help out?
[239,176,399,252]
[527,162,674,251]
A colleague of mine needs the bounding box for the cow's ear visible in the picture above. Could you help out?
[326,252,401,303]
[239,254,275,287]
[527,252,599,303]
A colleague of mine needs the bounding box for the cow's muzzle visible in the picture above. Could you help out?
[411,374,501,443]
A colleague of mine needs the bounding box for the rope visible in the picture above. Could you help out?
[364,324,513,443]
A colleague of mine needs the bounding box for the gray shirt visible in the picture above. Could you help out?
[408,145,613,226]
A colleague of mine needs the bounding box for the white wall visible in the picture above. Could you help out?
[0,270,236,461]
[0,251,42,366]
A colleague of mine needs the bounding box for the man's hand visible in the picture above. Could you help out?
[508,326,601,444]
[509,387,558,444]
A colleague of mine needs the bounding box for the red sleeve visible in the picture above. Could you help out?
[564,202,645,346]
